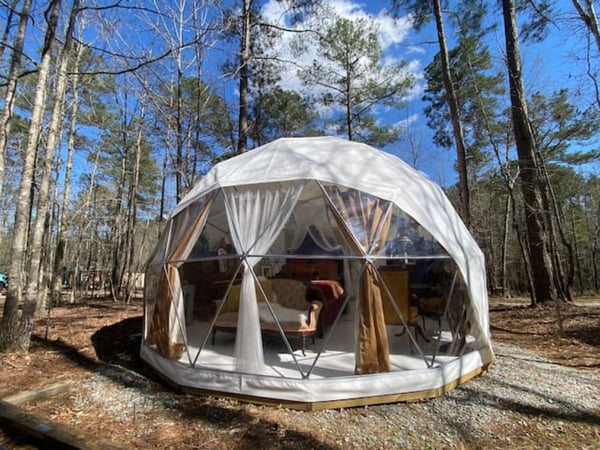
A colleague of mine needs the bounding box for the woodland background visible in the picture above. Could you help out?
[0,0,599,351]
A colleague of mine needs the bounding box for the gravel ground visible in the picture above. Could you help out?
[63,341,600,449]
[3,297,597,449]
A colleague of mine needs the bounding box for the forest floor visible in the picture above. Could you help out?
[0,292,599,449]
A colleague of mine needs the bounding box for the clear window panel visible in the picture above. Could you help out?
[377,205,448,260]
[377,260,479,370]
[321,183,393,255]
[152,185,481,379]
[143,263,163,342]
[167,198,209,260]
[182,260,239,370]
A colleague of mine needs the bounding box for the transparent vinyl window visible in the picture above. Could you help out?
[144,183,482,379]
[377,206,447,260]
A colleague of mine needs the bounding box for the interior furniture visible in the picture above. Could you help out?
[275,256,346,334]
[212,278,323,355]
[418,295,445,330]
[379,268,428,342]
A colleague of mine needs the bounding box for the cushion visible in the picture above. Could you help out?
[270,278,309,310]
[222,279,273,312]
[258,302,308,325]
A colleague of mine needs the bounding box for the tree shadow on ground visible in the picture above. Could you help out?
[89,317,336,449]
[564,309,600,347]
[90,315,145,372]
[457,379,600,427]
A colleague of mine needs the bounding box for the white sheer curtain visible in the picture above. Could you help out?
[287,207,343,254]
[307,225,343,253]
[288,220,309,254]
[224,182,303,372]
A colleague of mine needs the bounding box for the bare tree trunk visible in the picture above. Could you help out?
[111,125,127,301]
[21,0,79,349]
[51,41,83,305]
[159,155,167,225]
[539,156,574,302]
[176,59,184,201]
[237,0,251,153]
[192,3,211,183]
[75,148,102,303]
[569,205,584,295]
[37,208,54,311]
[501,0,557,304]
[583,195,599,292]
[571,1,600,108]
[432,0,471,228]
[511,191,537,302]
[467,51,521,299]
[109,90,134,301]
[0,0,62,352]
[346,77,353,141]
[0,0,19,63]
[501,191,511,297]
[474,76,535,300]
[572,0,600,52]
[122,106,145,304]
[0,0,32,203]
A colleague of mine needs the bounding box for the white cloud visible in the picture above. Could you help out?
[259,0,422,106]
[261,1,413,51]
[375,11,413,50]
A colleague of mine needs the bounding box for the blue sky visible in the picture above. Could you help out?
[14,0,595,208]
[252,0,599,186]
[255,0,445,181]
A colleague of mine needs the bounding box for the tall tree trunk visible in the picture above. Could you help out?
[176,61,184,202]
[110,110,128,300]
[572,0,600,52]
[584,195,599,292]
[539,156,574,301]
[501,0,556,304]
[431,0,471,227]
[0,0,62,352]
[159,155,167,225]
[346,77,353,141]
[75,148,101,303]
[511,190,537,301]
[21,0,79,349]
[500,188,512,298]
[237,0,251,153]
[0,0,19,63]
[477,64,536,300]
[569,205,584,294]
[52,41,83,304]
[123,107,145,303]
[501,190,511,297]
[0,0,32,203]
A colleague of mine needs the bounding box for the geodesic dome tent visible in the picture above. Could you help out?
[141,136,494,410]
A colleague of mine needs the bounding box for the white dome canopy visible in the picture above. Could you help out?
[142,136,494,409]
[176,136,489,335]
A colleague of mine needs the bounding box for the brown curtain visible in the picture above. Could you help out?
[358,264,390,373]
[327,187,393,374]
[146,266,184,359]
[146,197,213,360]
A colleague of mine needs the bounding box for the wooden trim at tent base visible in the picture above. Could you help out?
[147,361,494,412]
